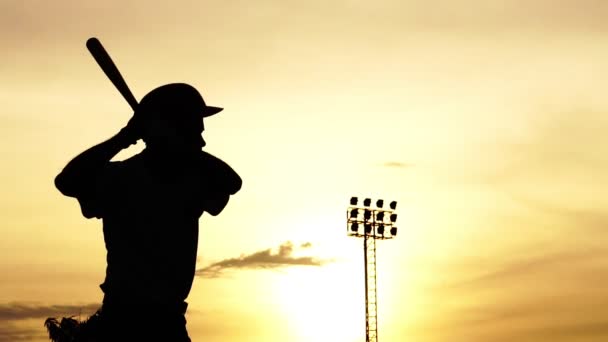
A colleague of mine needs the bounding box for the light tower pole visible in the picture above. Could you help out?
[346,197,398,342]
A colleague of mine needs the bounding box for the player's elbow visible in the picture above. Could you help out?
[54,172,77,197]
[227,172,242,195]
[205,194,230,216]
[81,208,100,219]
[231,176,242,195]
[77,198,102,219]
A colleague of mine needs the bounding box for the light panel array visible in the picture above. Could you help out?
[347,197,398,239]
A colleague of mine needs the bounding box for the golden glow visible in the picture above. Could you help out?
[274,264,365,342]
[2,0,608,341]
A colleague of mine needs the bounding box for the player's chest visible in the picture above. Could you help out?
[115,173,200,214]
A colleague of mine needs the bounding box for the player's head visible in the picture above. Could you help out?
[135,83,222,155]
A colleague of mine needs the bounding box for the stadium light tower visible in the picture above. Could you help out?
[347,197,398,342]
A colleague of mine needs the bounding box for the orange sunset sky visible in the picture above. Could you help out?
[1,1,608,341]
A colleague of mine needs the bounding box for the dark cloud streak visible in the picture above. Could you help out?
[0,303,99,321]
[0,303,100,342]
[196,241,329,278]
[383,161,411,168]
[441,247,608,291]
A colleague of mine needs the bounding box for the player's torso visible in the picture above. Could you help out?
[101,155,203,301]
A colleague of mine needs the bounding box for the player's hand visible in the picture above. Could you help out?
[117,115,142,148]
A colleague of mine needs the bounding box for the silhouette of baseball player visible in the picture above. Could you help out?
[55,83,242,341]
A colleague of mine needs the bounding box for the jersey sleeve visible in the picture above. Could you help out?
[200,151,242,195]
[195,152,242,216]
[75,161,122,219]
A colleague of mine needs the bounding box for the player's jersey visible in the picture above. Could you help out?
[77,150,241,306]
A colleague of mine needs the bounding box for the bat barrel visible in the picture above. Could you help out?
[86,37,139,111]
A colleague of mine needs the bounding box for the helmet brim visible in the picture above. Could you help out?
[202,106,223,117]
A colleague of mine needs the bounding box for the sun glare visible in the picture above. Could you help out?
[273,262,366,342]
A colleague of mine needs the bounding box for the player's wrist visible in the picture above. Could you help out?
[116,116,142,149]
[115,127,138,149]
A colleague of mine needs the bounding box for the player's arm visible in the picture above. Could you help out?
[54,119,139,217]
[55,122,137,196]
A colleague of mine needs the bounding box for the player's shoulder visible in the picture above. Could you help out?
[199,151,230,168]
[105,153,146,175]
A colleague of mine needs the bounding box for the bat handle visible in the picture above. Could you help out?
[126,96,138,112]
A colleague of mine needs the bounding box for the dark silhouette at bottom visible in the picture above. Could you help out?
[46,83,242,341]
[45,302,188,341]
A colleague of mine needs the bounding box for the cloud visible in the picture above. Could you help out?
[383,161,412,168]
[0,323,43,342]
[0,303,100,342]
[0,303,99,321]
[420,245,608,341]
[521,320,608,341]
[441,247,608,292]
[431,106,608,340]
[196,241,329,278]
[437,290,608,342]
[480,109,608,186]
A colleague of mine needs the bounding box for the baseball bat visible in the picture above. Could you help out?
[86,37,139,111]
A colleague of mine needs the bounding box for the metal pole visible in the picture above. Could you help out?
[364,233,370,342]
